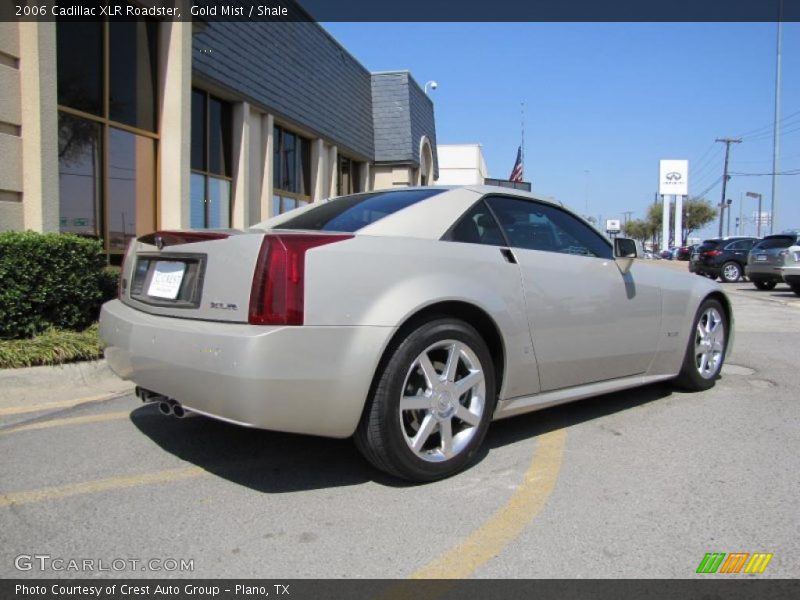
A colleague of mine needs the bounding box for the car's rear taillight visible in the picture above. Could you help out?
[705,249,722,257]
[249,234,353,325]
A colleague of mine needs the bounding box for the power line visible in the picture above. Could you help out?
[730,169,800,176]
[736,107,800,140]
[694,175,723,199]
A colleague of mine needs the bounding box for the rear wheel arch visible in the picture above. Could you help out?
[360,301,506,423]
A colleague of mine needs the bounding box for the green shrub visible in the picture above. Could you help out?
[0,231,114,339]
[0,324,103,368]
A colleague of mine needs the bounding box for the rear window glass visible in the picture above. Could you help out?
[699,240,721,250]
[753,236,795,250]
[277,189,444,232]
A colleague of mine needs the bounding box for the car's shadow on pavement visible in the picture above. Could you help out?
[130,381,675,493]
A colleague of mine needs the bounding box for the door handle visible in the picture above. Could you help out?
[500,248,517,264]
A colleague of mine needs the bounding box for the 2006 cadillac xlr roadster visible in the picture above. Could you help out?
[100,186,732,481]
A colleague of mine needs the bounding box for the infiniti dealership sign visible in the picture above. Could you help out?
[659,160,689,196]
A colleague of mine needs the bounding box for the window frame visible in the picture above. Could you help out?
[273,124,311,214]
[441,199,510,247]
[480,194,614,259]
[190,88,233,229]
[56,17,160,259]
[336,154,362,197]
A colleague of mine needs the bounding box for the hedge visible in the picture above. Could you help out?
[0,231,117,340]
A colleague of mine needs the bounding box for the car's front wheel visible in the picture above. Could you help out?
[355,318,496,482]
[674,298,727,391]
[720,261,742,283]
[753,280,777,291]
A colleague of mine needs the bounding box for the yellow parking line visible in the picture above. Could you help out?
[411,428,567,579]
[0,392,124,417]
[0,411,132,435]
[0,466,206,508]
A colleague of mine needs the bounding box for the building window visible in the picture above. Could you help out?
[337,155,362,197]
[273,125,311,214]
[58,115,102,238]
[190,89,233,228]
[56,17,158,258]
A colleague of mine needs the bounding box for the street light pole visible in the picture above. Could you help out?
[746,192,763,237]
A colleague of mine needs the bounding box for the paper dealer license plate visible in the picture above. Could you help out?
[147,261,186,299]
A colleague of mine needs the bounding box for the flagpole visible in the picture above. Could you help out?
[521,101,525,181]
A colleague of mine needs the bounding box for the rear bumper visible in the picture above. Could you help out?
[745,263,784,282]
[99,300,394,438]
[689,261,719,276]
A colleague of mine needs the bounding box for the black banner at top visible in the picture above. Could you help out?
[2,0,799,22]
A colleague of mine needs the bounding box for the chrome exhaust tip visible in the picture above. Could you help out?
[172,402,185,418]
[158,400,174,416]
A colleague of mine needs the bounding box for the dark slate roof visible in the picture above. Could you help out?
[192,22,437,175]
[372,71,438,177]
[192,20,374,160]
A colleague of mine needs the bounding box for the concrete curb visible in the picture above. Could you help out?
[0,360,134,405]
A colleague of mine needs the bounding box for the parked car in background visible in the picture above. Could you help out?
[676,245,696,261]
[689,237,758,283]
[99,186,733,482]
[745,231,800,290]
[660,247,678,260]
[780,241,800,296]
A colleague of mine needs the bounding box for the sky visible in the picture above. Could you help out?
[322,22,800,240]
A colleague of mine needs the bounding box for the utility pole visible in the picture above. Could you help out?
[622,211,633,225]
[770,2,783,234]
[716,137,741,237]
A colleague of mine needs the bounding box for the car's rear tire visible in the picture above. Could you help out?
[674,298,727,391]
[753,280,777,291]
[355,318,496,482]
[720,261,742,283]
[790,283,800,297]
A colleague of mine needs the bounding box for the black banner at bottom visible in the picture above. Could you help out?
[3,579,800,600]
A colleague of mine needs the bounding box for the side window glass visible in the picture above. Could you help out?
[486,196,613,259]
[448,201,506,246]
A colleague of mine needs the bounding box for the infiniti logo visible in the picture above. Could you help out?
[666,172,682,181]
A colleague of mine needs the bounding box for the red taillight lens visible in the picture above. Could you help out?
[248,234,353,325]
[705,250,722,257]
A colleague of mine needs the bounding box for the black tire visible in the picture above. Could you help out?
[753,280,777,291]
[719,261,742,283]
[674,298,727,391]
[790,283,800,297]
[355,318,496,482]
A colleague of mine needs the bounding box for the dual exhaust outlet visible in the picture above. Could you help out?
[135,386,193,419]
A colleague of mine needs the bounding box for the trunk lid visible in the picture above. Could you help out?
[120,230,265,323]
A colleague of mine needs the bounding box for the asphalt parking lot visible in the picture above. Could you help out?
[1,261,798,579]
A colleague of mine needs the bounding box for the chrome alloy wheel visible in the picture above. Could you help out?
[722,263,741,281]
[694,307,725,379]
[399,340,486,462]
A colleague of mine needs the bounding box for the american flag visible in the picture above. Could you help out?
[509,146,523,182]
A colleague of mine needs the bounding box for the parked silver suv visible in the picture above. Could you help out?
[780,239,800,296]
[745,231,800,290]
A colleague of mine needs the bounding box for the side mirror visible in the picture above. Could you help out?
[614,237,638,274]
